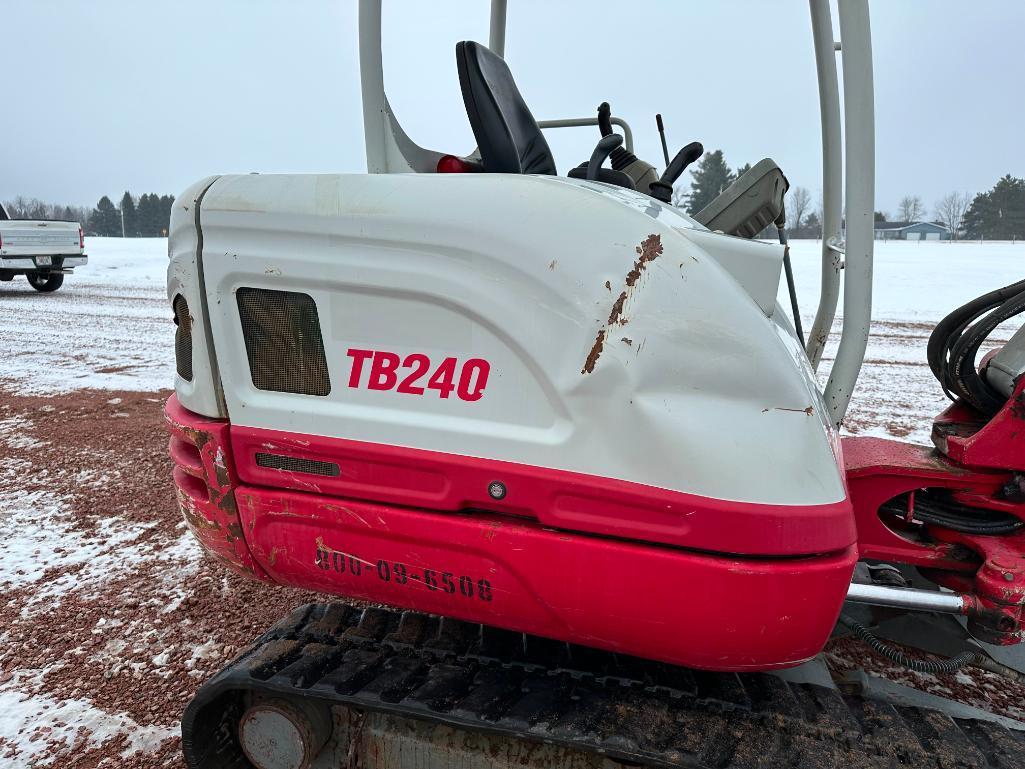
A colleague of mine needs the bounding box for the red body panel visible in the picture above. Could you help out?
[165,396,858,670]
[229,425,856,557]
[165,397,270,582]
[235,487,857,670]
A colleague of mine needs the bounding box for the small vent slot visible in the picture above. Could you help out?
[256,452,341,477]
[236,287,331,396]
[173,294,193,382]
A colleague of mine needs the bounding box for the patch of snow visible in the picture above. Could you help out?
[0,416,46,451]
[0,670,176,765]
[186,639,220,669]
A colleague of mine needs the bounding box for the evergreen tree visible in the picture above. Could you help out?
[120,191,137,237]
[159,194,175,236]
[685,149,731,215]
[137,193,160,236]
[89,196,120,236]
[734,162,751,179]
[963,175,1025,240]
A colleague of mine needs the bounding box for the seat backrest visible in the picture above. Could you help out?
[456,41,556,176]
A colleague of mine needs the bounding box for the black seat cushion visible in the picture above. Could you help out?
[456,41,557,175]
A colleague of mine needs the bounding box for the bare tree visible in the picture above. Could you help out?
[934,191,971,240]
[898,195,926,223]
[789,186,811,230]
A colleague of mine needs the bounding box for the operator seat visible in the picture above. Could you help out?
[455,41,557,175]
[455,41,635,190]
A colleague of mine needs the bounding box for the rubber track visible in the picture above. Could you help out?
[182,604,1025,769]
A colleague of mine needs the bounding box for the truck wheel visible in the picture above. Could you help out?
[27,273,64,293]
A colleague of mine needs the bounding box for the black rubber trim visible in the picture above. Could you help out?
[182,604,1025,768]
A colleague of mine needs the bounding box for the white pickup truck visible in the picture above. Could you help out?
[0,203,87,292]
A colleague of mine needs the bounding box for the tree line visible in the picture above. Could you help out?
[674,150,1025,241]
[3,192,175,237]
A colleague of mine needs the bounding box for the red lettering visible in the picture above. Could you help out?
[396,353,430,394]
[346,349,492,402]
[368,351,401,390]
[457,359,490,401]
[346,348,374,388]
[427,357,458,399]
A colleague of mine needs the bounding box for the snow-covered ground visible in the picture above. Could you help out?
[0,238,172,394]
[782,239,1024,443]
[1,236,1024,766]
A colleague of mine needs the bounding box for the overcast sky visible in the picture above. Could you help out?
[2,1,1022,216]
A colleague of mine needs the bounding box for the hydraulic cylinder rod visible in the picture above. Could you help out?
[846,582,972,615]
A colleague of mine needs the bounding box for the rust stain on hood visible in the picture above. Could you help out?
[582,234,663,374]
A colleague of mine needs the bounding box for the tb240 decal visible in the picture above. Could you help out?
[346,348,490,402]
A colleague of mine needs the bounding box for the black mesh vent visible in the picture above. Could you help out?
[236,288,331,396]
[255,452,340,477]
[173,294,193,382]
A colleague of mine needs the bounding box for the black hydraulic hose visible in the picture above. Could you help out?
[927,278,1025,411]
[948,289,1025,415]
[880,492,1023,535]
[927,278,1025,382]
[840,616,977,674]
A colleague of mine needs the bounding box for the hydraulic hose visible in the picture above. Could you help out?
[840,616,977,674]
[928,278,1025,414]
[948,289,1025,414]
[880,491,1023,536]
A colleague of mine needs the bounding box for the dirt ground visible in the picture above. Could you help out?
[0,387,325,766]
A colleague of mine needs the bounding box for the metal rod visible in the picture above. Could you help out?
[656,114,671,167]
[806,0,843,371]
[780,235,805,345]
[538,117,635,154]
[846,582,969,615]
[489,0,508,58]
[823,0,875,428]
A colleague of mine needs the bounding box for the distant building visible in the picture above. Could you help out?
[873,221,950,241]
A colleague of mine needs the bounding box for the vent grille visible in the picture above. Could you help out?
[236,288,331,396]
[173,294,193,382]
[255,452,340,477]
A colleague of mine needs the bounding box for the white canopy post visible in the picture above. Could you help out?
[823,0,875,427]
[806,0,843,371]
[489,0,507,57]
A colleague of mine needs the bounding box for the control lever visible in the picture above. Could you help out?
[597,102,614,137]
[586,134,624,181]
[648,142,704,204]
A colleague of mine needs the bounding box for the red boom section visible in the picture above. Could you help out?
[844,374,1025,646]
[166,395,858,671]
